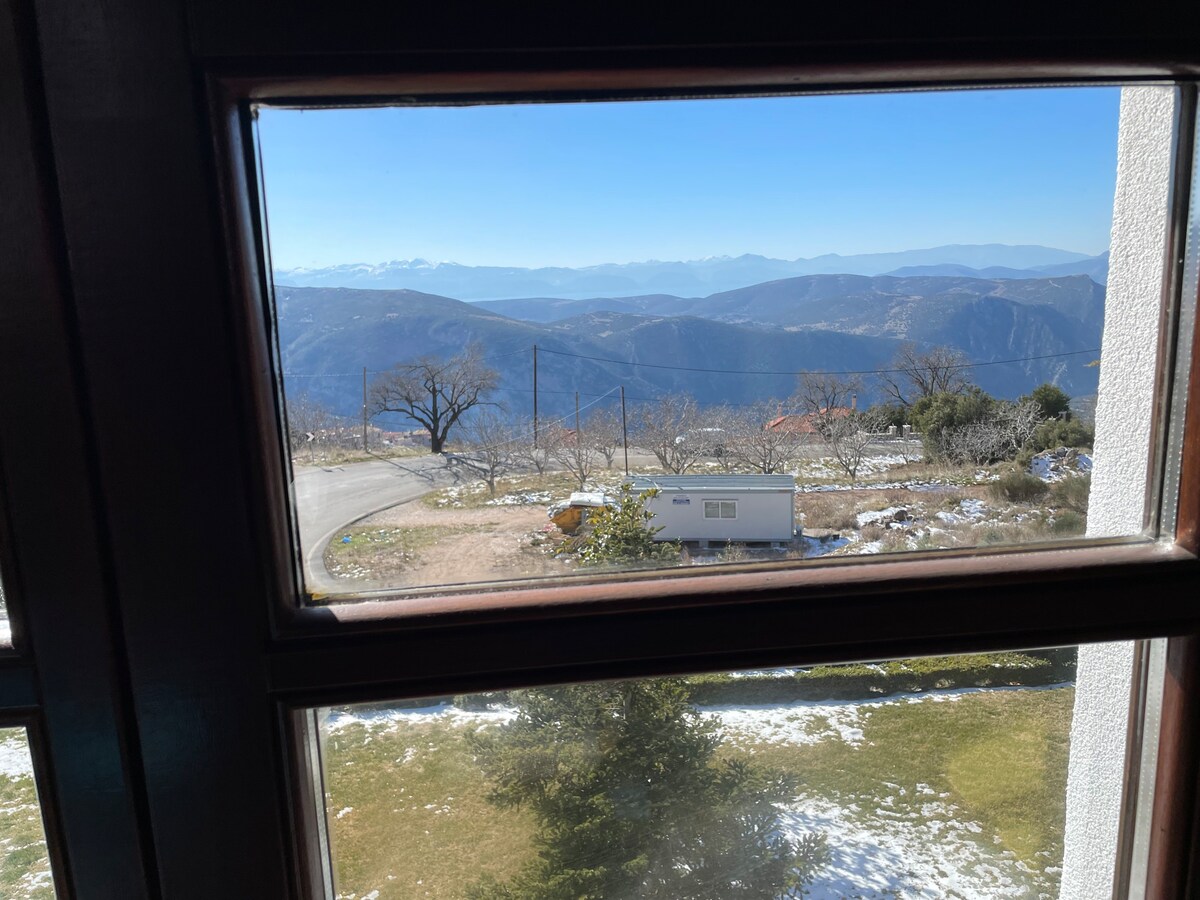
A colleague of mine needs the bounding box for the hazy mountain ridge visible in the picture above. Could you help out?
[474,273,1105,339]
[275,244,1108,300]
[276,273,1103,422]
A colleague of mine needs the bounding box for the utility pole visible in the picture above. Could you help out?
[362,366,368,452]
[621,385,629,476]
[532,344,539,448]
[575,391,581,440]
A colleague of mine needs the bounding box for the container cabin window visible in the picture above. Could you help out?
[253,85,1166,606]
[704,500,737,519]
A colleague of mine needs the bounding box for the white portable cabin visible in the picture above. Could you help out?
[627,474,796,545]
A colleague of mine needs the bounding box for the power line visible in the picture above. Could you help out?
[285,346,1099,382]
[283,346,529,380]
[534,346,1101,377]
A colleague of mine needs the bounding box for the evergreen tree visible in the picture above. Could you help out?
[466,679,828,900]
[562,484,681,568]
[1024,383,1072,421]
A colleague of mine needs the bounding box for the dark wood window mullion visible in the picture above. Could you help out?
[0,2,163,897]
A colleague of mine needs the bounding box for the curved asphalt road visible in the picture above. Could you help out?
[293,454,460,594]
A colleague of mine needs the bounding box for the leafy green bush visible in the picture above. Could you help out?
[1029,418,1095,452]
[990,471,1050,503]
[1024,383,1072,420]
[911,388,993,460]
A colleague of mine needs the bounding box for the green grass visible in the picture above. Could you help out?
[323,686,1072,899]
[323,524,485,581]
[739,686,1071,872]
[0,732,55,899]
[323,718,534,899]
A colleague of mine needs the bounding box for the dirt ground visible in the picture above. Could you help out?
[356,501,568,588]
[338,481,1002,589]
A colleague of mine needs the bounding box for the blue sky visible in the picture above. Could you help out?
[258,87,1120,270]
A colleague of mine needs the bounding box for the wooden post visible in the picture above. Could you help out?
[361,366,368,451]
[532,344,539,448]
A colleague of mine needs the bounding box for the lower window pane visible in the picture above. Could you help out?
[1,576,9,645]
[316,649,1078,899]
[0,728,57,898]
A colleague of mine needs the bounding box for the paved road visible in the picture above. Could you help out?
[292,454,460,594]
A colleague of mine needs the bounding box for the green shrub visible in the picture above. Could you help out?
[990,471,1049,503]
[560,483,681,567]
[1029,418,1095,452]
[1024,384,1072,420]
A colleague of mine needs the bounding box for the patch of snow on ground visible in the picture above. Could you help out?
[783,793,1051,899]
[797,480,963,494]
[799,534,851,558]
[935,497,988,525]
[856,507,906,527]
[1030,448,1093,482]
[485,491,551,506]
[707,685,1070,753]
[708,699,869,748]
[323,703,517,734]
[0,735,34,780]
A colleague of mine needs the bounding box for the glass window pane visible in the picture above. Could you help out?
[0,728,57,898]
[315,648,1079,899]
[1,579,8,646]
[256,86,1146,600]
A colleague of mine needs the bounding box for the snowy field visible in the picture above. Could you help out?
[325,685,1068,899]
[0,731,54,899]
[709,689,1064,898]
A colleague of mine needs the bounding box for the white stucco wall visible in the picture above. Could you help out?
[1059,85,1178,900]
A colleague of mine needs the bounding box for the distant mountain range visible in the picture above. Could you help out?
[274,244,1109,301]
[276,273,1104,423]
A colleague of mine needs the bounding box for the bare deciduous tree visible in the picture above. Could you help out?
[795,372,863,429]
[825,409,889,483]
[512,418,558,476]
[698,404,741,472]
[585,407,624,470]
[877,343,971,407]
[795,372,882,483]
[284,392,337,458]
[723,400,807,474]
[369,344,498,454]
[940,399,1043,465]
[553,428,601,490]
[632,394,703,474]
[451,408,518,497]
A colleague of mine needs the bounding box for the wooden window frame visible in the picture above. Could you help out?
[2,1,1200,897]
[211,70,1200,896]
